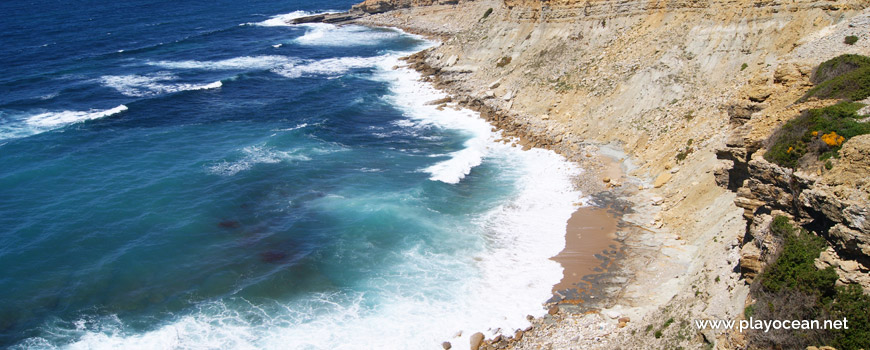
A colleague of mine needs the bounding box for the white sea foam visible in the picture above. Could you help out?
[0,105,128,140]
[24,28,584,350]
[207,145,312,176]
[271,56,383,79]
[272,123,309,132]
[368,55,498,184]
[25,105,128,128]
[147,56,298,70]
[250,10,337,27]
[100,74,222,97]
[294,24,402,47]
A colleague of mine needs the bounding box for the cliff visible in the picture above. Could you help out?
[348,0,870,348]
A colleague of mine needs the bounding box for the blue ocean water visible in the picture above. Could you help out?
[0,1,583,348]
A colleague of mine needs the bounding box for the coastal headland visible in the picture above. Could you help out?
[292,1,870,348]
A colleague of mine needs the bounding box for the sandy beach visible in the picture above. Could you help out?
[551,206,618,294]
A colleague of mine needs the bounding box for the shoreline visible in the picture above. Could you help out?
[314,2,870,349]
[376,23,649,348]
[348,14,676,349]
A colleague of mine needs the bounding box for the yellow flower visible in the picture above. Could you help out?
[821,132,845,147]
[787,146,794,153]
[812,131,818,136]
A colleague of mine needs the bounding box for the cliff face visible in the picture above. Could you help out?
[352,0,461,14]
[351,0,869,348]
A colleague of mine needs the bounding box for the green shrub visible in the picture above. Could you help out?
[654,330,663,339]
[764,101,869,168]
[748,216,870,349]
[844,35,859,45]
[761,217,838,296]
[803,54,870,101]
[741,63,749,71]
[811,54,870,84]
[744,304,755,318]
[481,8,493,20]
[830,284,870,349]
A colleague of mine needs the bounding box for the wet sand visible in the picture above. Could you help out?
[550,206,620,293]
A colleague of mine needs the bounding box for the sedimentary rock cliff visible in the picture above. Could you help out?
[350,0,870,348]
[353,0,461,14]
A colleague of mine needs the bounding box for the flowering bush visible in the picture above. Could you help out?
[765,102,868,168]
[820,131,845,147]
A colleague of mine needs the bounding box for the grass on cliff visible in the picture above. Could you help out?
[802,54,870,102]
[747,216,870,349]
[764,101,869,168]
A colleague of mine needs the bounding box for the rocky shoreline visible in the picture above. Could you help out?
[393,43,695,350]
[284,0,870,348]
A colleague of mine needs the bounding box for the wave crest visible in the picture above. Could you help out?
[147,56,299,70]
[99,74,222,97]
[0,105,128,140]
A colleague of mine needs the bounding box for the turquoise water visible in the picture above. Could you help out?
[0,2,583,348]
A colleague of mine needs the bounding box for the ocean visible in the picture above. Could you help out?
[0,0,582,348]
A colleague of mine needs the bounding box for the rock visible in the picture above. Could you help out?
[618,317,631,323]
[828,224,870,257]
[489,79,501,89]
[541,114,550,120]
[442,341,452,349]
[618,322,627,328]
[514,330,524,341]
[701,328,717,345]
[740,242,764,281]
[548,305,559,315]
[470,332,484,350]
[806,347,819,350]
[746,86,772,102]
[427,97,452,105]
[654,172,672,188]
[774,63,802,84]
[651,196,664,206]
[819,347,837,350]
[503,90,513,101]
[445,55,458,66]
[726,100,763,125]
[485,90,495,98]
[603,177,611,183]
[604,309,620,319]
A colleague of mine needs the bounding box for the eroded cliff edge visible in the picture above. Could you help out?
[343,0,870,348]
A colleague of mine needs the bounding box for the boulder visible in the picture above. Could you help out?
[470,332,485,350]
[746,86,772,102]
